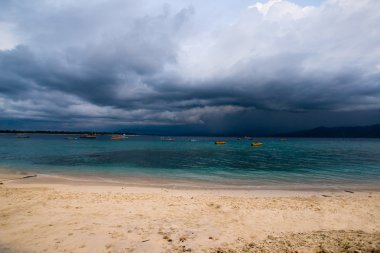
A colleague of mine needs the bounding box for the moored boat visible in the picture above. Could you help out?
[251,142,263,147]
[160,137,175,141]
[64,137,78,140]
[215,140,226,145]
[111,134,127,140]
[16,134,30,138]
[80,134,96,139]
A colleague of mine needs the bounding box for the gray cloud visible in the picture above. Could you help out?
[0,0,379,132]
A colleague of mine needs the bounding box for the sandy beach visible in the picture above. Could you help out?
[0,172,379,253]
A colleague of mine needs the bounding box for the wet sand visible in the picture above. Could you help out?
[0,172,379,252]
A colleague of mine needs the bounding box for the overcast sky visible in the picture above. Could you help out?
[0,0,379,135]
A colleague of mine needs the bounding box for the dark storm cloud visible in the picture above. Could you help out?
[0,0,379,131]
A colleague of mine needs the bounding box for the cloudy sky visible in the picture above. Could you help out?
[0,0,379,135]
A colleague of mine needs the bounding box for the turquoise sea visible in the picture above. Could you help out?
[0,134,379,189]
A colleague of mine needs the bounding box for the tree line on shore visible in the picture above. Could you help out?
[0,130,134,135]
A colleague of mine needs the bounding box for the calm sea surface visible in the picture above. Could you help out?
[0,134,379,188]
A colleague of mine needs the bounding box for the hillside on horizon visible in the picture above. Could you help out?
[274,124,380,138]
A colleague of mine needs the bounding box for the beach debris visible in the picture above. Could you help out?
[344,190,354,193]
[163,235,172,242]
[0,174,37,184]
[180,246,192,252]
[207,203,221,209]
[21,175,37,179]
[214,249,228,253]
[141,239,150,243]
[248,243,256,248]
[321,195,332,197]
[226,231,380,253]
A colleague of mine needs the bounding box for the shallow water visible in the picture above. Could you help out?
[0,134,379,188]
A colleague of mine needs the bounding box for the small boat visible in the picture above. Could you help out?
[16,134,30,138]
[64,137,78,140]
[251,142,263,147]
[111,134,127,140]
[215,141,226,145]
[160,137,175,141]
[80,134,97,139]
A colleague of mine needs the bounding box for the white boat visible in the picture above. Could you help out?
[160,137,175,141]
[64,137,78,140]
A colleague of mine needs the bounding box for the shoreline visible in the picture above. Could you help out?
[1,168,380,192]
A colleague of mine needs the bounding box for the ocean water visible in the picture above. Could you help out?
[0,134,379,189]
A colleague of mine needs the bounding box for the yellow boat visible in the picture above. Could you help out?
[215,141,226,145]
[251,142,263,147]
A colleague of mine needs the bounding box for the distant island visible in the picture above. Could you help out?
[1,125,380,138]
[274,124,380,138]
[0,130,135,135]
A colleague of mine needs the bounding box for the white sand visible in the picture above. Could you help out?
[0,172,379,252]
